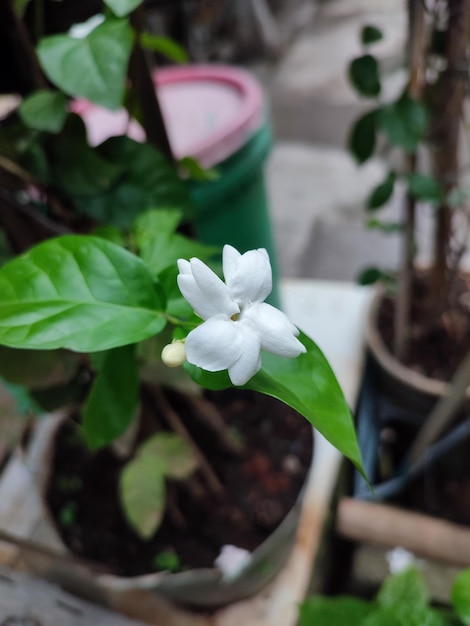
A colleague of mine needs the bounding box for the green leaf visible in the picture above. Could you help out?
[406,173,443,205]
[75,137,191,228]
[0,235,167,352]
[357,267,389,286]
[378,568,429,609]
[179,156,220,182]
[139,33,188,63]
[451,568,470,625]
[366,219,403,234]
[103,0,144,17]
[363,605,443,626]
[348,110,378,163]
[82,345,139,449]
[367,171,396,210]
[377,91,428,153]
[299,596,373,626]
[49,133,124,198]
[18,90,68,133]
[120,454,166,539]
[349,54,381,98]
[138,432,198,479]
[92,225,127,246]
[362,25,383,45]
[37,18,133,110]
[186,331,366,478]
[0,347,79,390]
[134,209,219,276]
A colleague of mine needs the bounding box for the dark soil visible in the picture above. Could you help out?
[46,388,313,577]
[378,272,470,382]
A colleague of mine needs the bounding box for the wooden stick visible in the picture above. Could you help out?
[150,386,224,496]
[184,394,245,456]
[336,497,470,567]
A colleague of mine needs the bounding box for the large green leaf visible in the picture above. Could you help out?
[120,453,166,539]
[299,596,373,626]
[103,0,144,17]
[82,345,139,449]
[451,569,470,625]
[134,209,219,276]
[36,18,133,110]
[0,346,79,391]
[186,331,365,477]
[18,90,68,133]
[0,236,166,352]
[74,138,192,228]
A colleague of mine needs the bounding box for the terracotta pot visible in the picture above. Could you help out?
[3,411,314,611]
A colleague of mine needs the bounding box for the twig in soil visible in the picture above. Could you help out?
[150,386,224,496]
[409,346,470,463]
[184,393,245,456]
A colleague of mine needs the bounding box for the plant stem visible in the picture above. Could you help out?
[393,0,427,360]
[150,385,224,496]
[128,9,174,163]
[429,0,470,310]
[184,393,246,456]
[0,0,46,94]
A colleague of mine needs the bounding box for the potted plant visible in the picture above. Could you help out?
[0,0,365,616]
[348,0,470,409]
[299,564,470,626]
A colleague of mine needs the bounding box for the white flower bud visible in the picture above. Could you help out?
[161,341,186,368]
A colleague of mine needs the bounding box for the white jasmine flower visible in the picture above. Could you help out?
[177,245,306,386]
[161,341,186,368]
[214,544,252,581]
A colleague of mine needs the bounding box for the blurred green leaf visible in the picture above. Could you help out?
[349,54,381,98]
[120,453,166,539]
[19,90,68,133]
[50,135,124,198]
[179,156,220,182]
[139,33,188,63]
[366,219,403,234]
[451,568,470,625]
[74,137,191,228]
[362,25,383,45]
[103,0,144,17]
[0,236,167,352]
[91,225,127,246]
[0,347,79,390]
[357,266,392,285]
[138,432,198,480]
[378,568,429,609]
[82,345,139,449]
[367,171,396,209]
[134,209,219,276]
[348,110,378,163]
[37,18,133,110]
[299,596,373,626]
[406,173,443,204]
[186,330,366,479]
[377,92,428,153]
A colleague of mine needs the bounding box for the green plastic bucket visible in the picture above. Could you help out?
[154,65,281,307]
[188,123,280,306]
